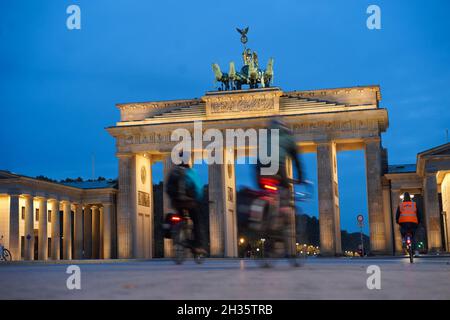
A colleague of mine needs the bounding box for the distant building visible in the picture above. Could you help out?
[0,170,117,260]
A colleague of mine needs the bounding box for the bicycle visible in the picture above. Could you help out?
[165,210,205,265]
[249,178,313,268]
[0,236,12,262]
[403,231,414,264]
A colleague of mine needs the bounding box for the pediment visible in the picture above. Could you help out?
[0,170,19,179]
[418,142,450,158]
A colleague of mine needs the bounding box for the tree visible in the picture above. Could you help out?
[35,175,56,183]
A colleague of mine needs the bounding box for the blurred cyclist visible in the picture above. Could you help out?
[254,117,306,260]
[256,117,305,206]
[166,151,206,255]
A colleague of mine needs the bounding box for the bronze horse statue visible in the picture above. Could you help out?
[212,27,274,91]
[212,55,274,91]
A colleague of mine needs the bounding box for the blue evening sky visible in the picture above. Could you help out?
[1,1,449,233]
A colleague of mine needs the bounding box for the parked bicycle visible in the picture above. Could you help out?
[0,236,12,262]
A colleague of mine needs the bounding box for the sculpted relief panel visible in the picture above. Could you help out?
[210,97,275,114]
[204,90,282,118]
[291,119,379,134]
[121,132,172,146]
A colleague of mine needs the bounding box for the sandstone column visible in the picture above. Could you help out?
[83,205,92,258]
[208,147,237,257]
[317,142,342,256]
[441,173,450,252]
[117,153,135,258]
[73,203,83,259]
[99,206,104,258]
[390,189,403,254]
[92,205,100,259]
[8,194,20,261]
[50,200,60,260]
[208,162,224,257]
[284,157,297,256]
[23,195,34,260]
[382,184,394,255]
[102,203,112,259]
[365,138,388,254]
[62,201,72,260]
[117,153,152,259]
[423,173,442,252]
[163,155,174,257]
[37,197,48,260]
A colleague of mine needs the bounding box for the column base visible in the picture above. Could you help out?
[317,253,342,257]
[427,248,443,255]
[369,250,391,256]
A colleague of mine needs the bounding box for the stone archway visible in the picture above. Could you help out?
[107,86,390,258]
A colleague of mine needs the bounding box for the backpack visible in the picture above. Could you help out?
[165,165,188,202]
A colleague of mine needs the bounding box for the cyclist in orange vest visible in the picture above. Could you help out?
[396,192,421,249]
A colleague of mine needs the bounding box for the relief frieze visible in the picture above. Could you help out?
[210,97,275,114]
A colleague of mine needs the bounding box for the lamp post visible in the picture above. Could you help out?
[238,237,245,258]
[261,238,266,258]
[357,214,364,257]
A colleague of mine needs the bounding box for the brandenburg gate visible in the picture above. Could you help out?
[106,85,391,258]
[1,29,448,261]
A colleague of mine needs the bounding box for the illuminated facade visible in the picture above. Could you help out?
[0,172,117,261]
[1,86,449,260]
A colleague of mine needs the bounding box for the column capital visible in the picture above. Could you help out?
[116,152,134,159]
[364,136,381,144]
[316,140,334,147]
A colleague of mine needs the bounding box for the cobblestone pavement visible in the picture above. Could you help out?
[1,257,450,299]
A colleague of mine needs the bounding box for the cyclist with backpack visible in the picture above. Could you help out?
[165,152,207,255]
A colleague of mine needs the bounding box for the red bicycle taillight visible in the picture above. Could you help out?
[259,177,279,192]
[263,184,277,191]
[170,216,181,223]
[406,238,411,245]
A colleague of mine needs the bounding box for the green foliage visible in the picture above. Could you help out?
[35,175,57,183]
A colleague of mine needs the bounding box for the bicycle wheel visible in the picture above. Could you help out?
[194,252,205,264]
[256,238,279,268]
[408,245,414,264]
[287,250,304,267]
[173,227,187,265]
[279,216,304,267]
[2,249,11,261]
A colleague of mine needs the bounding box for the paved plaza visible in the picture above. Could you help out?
[1,257,449,300]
